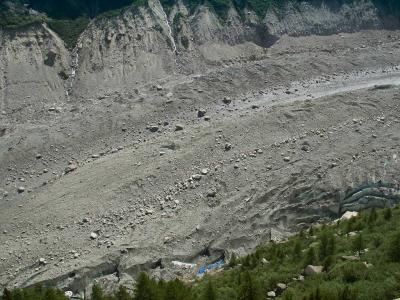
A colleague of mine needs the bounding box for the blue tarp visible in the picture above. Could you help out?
[196,259,225,277]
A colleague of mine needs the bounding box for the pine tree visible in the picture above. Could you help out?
[203,280,216,300]
[163,279,192,300]
[229,253,237,268]
[238,271,261,300]
[44,288,57,300]
[304,247,316,266]
[387,232,400,262]
[92,284,104,300]
[384,207,392,220]
[339,286,351,300]
[319,230,336,260]
[323,255,334,271]
[314,287,321,300]
[352,234,364,254]
[293,240,302,259]
[3,288,13,300]
[134,273,160,300]
[115,286,131,300]
[309,226,314,236]
[368,208,378,224]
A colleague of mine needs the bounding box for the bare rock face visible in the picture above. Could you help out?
[0,23,70,120]
[264,1,386,37]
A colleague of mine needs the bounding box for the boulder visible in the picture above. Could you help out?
[175,124,184,131]
[341,255,360,261]
[340,211,358,220]
[147,125,159,132]
[197,109,206,118]
[267,291,276,298]
[303,265,323,276]
[276,283,287,292]
[192,174,202,181]
[38,258,47,265]
[222,97,232,104]
[65,164,78,174]
[201,168,209,175]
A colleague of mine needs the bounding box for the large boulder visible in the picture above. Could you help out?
[303,265,323,276]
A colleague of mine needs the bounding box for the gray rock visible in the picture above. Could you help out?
[192,174,202,181]
[201,168,209,175]
[267,291,276,298]
[303,265,323,276]
[175,124,184,131]
[17,186,25,193]
[276,283,287,291]
[207,190,217,197]
[65,164,78,174]
[261,258,269,264]
[222,97,232,104]
[147,125,159,132]
[90,232,98,240]
[341,255,360,261]
[197,109,206,118]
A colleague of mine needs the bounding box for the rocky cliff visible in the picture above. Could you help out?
[1,0,397,105]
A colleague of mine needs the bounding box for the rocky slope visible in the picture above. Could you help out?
[0,0,400,295]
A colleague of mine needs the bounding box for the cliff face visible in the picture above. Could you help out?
[0,0,395,106]
[0,24,69,122]
[264,1,385,36]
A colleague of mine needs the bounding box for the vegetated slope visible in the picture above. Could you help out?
[3,205,400,300]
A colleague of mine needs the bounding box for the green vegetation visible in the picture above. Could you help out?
[3,205,400,300]
[0,0,147,48]
[0,3,46,29]
[47,18,89,49]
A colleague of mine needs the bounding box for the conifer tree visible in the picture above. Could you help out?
[134,273,160,300]
[115,286,131,300]
[304,247,316,266]
[384,207,392,220]
[352,234,364,254]
[203,280,216,300]
[238,271,261,300]
[3,289,13,300]
[229,253,237,268]
[387,232,400,262]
